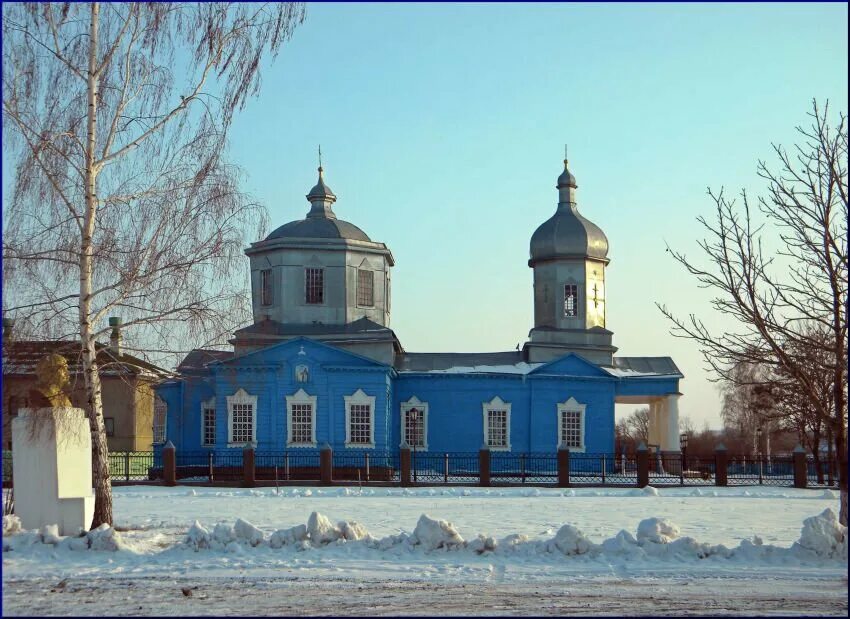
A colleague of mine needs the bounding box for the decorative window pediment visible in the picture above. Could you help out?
[400,396,428,449]
[226,389,257,447]
[557,397,586,452]
[286,388,317,447]
[344,389,375,448]
[482,396,511,451]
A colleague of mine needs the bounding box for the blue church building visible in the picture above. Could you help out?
[154,158,684,458]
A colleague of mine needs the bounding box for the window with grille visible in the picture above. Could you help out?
[104,417,115,437]
[305,268,324,304]
[290,403,313,444]
[404,409,425,447]
[560,409,583,449]
[348,404,372,445]
[202,406,216,446]
[564,284,578,317]
[231,403,253,444]
[153,397,167,444]
[357,269,374,306]
[487,409,508,448]
[261,269,273,306]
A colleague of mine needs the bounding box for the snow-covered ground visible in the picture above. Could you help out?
[3,485,848,616]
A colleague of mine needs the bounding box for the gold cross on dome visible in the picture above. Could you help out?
[592,283,599,308]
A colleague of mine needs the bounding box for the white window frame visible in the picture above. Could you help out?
[153,395,167,445]
[564,283,579,317]
[344,389,376,448]
[482,396,511,451]
[286,388,317,448]
[557,397,586,452]
[201,397,216,447]
[226,388,257,448]
[400,395,429,450]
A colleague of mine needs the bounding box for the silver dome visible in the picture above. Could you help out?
[529,161,609,265]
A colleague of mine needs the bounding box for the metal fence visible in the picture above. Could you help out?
[568,453,639,485]
[2,451,12,484]
[108,451,158,482]
[490,452,558,484]
[332,451,398,482]
[0,448,840,488]
[410,451,479,484]
[726,456,795,486]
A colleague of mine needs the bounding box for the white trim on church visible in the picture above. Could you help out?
[226,389,257,447]
[286,388,317,448]
[344,389,376,448]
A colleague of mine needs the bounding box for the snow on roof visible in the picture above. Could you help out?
[403,362,543,375]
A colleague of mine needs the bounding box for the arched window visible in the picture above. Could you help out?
[344,389,375,448]
[226,389,257,447]
[400,396,428,449]
[557,397,586,452]
[482,396,511,451]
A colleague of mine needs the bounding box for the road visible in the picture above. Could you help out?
[3,574,847,616]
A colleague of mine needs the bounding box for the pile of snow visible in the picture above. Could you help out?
[795,508,847,560]
[636,518,680,544]
[3,523,127,553]
[307,512,342,544]
[411,514,465,550]
[3,515,22,536]
[269,524,307,548]
[547,525,596,555]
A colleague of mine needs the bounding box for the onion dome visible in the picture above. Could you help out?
[529,159,609,265]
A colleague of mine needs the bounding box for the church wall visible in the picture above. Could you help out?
[393,374,615,453]
[344,250,390,326]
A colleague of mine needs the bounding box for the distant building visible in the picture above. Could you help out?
[156,159,683,455]
[2,323,170,451]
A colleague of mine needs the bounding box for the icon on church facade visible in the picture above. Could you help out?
[295,365,309,383]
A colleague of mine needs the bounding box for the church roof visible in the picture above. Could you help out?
[606,356,683,378]
[263,166,373,243]
[396,351,525,372]
[265,217,371,242]
[177,349,235,372]
[235,316,392,337]
[529,160,609,265]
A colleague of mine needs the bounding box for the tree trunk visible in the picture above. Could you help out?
[81,1,112,528]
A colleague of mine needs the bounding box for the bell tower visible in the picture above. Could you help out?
[524,158,616,365]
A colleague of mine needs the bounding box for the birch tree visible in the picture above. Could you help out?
[2,2,305,527]
[658,100,848,524]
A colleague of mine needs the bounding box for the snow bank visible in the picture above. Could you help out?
[3,515,22,536]
[411,514,465,550]
[636,518,680,544]
[307,512,342,544]
[548,525,596,555]
[795,508,847,560]
[269,524,307,548]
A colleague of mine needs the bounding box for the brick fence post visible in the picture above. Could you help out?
[557,444,570,488]
[636,441,649,488]
[163,441,176,487]
[479,445,491,487]
[400,443,411,487]
[715,443,728,487]
[793,444,807,489]
[243,447,255,488]
[320,444,333,486]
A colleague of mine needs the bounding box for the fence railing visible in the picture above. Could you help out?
[1,448,839,489]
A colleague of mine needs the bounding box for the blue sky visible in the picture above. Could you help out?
[4,2,846,428]
[220,2,847,428]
